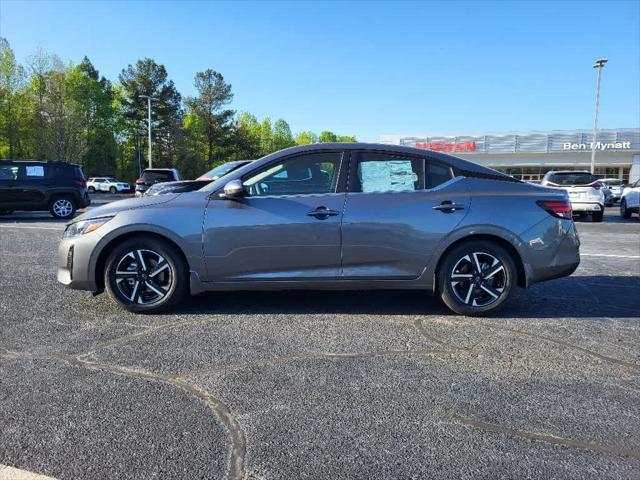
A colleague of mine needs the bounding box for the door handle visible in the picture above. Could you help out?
[307,206,339,219]
[433,201,465,212]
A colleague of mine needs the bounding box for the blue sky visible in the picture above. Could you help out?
[1,0,639,141]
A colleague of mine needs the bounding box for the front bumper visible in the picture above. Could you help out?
[57,233,101,291]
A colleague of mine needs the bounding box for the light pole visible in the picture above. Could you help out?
[140,95,157,169]
[590,58,607,175]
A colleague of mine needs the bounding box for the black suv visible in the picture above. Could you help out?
[134,168,180,196]
[0,160,91,219]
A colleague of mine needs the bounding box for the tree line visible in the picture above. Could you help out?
[0,38,356,181]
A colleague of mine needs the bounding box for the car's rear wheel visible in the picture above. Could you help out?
[620,199,631,218]
[109,186,117,194]
[437,240,516,316]
[49,196,76,219]
[104,237,188,313]
[88,186,95,193]
[592,209,604,222]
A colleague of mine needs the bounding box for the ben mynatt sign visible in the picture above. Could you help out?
[563,141,632,151]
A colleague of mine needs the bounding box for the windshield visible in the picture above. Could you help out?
[548,172,596,186]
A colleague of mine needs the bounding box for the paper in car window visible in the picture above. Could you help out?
[360,161,416,193]
[26,166,44,177]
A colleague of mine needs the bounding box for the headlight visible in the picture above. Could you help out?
[63,217,113,239]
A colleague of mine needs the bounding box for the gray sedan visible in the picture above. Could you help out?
[57,143,580,316]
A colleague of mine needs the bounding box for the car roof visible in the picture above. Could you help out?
[254,143,514,180]
[143,168,177,172]
[547,170,592,174]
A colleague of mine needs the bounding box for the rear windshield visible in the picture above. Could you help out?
[548,172,596,186]
[142,170,174,182]
[604,179,622,186]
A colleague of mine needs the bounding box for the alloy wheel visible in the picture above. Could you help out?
[53,199,73,218]
[450,252,507,307]
[114,249,173,305]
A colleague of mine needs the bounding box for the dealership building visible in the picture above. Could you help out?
[380,128,640,183]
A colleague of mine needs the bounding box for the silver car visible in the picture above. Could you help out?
[57,143,580,316]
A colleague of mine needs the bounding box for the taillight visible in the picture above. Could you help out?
[537,200,573,219]
[135,178,145,184]
[589,182,601,190]
[76,180,86,188]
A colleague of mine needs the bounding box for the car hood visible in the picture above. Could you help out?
[71,193,181,223]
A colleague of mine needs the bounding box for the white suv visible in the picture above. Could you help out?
[620,179,640,219]
[87,177,130,194]
[541,171,605,222]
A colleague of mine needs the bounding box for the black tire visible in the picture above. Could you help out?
[592,209,604,222]
[109,186,117,194]
[437,240,517,316]
[104,237,188,313]
[620,199,631,219]
[49,196,76,219]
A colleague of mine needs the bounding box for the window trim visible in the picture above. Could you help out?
[238,149,347,198]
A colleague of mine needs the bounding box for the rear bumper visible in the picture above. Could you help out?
[571,202,603,212]
[524,219,581,285]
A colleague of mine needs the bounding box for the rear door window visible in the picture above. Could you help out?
[24,164,45,179]
[550,172,596,186]
[353,152,424,193]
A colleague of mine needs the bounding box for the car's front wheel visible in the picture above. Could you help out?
[50,196,76,219]
[104,237,188,313]
[437,240,516,316]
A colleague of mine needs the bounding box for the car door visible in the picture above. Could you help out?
[202,150,346,281]
[341,151,469,279]
[15,164,48,208]
[628,180,640,208]
[0,163,21,209]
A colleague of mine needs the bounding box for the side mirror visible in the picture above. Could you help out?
[220,179,245,200]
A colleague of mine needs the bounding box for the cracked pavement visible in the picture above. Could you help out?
[1,210,639,479]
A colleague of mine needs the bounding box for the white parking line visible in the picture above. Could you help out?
[0,225,63,231]
[582,253,640,259]
[0,464,58,480]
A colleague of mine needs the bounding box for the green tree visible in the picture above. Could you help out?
[118,58,183,168]
[318,130,337,143]
[259,117,273,155]
[336,135,357,142]
[71,57,119,175]
[295,130,318,145]
[0,38,29,159]
[229,111,262,160]
[272,118,295,151]
[185,69,234,165]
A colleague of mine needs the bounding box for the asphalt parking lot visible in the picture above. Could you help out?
[0,202,639,480]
